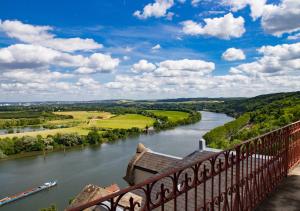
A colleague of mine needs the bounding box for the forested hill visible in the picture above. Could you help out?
[203,91,300,149]
[219,91,300,117]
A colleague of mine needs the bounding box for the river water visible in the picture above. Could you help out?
[0,126,46,135]
[0,111,233,211]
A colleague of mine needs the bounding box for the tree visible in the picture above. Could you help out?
[40,204,57,211]
[86,130,101,145]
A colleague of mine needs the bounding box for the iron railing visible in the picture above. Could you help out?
[67,121,300,211]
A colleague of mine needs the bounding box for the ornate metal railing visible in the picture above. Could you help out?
[67,121,300,211]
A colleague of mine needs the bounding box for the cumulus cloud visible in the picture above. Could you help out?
[230,42,300,75]
[105,42,300,97]
[191,0,201,7]
[0,68,72,84]
[224,0,300,37]
[223,0,267,20]
[0,44,119,74]
[0,20,102,52]
[152,44,161,50]
[288,33,300,40]
[222,48,246,61]
[107,58,216,94]
[0,19,117,99]
[131,60,157,73]
[181,13,245,40]
[76,77,101,90]
[133,0,174,19]
[261,0,300,36]
[156,59,215,75]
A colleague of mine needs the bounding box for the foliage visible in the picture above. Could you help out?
[86,130,102,144]
[151,110,201,131]
[146,110,189,122]
[203,91,300,149]
[40,204,57,211]
[203,114,250,149]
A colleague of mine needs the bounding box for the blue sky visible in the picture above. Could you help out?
[0,0,299,101]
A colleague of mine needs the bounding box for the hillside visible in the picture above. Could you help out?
[203,91,300,149]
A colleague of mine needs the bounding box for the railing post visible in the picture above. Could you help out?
[234,146,241,211]
[284,127,290,177]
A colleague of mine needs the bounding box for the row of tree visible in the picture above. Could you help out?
[0,127,142,158]
[153,111,201,131]
[0,112,73,129]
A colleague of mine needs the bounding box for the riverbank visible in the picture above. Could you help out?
[0,110,200,161]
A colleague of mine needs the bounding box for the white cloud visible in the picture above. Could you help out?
[152,44,161,50]
[0,44,119,74]
[105,42,300,97]
[222,48,246,61]
[0,20,102,52]
[107,58,216,94]
[133,0,174,19]
[224,0,300,36]
[181,13,245,40]
[157,59,215,75]
[125,46,133,52]
[0,20,121,100]
[131,60,156,73]
[123,56,130,61]
[223,0,267,20]
[230,42,300,75]
[288,33,300,40]
[191,0,201,7]
[0,68,72,84]
[261,0,300,36]
[76,77,101,90]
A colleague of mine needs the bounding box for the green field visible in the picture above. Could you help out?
[147,110,189,122]
[90,114,155,129]
[0,111,154,138]
[53,111,113,120]
[0,110,189,138]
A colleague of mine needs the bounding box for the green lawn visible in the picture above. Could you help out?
[53,111,113,120]
[0,111,113,138]
[0,112,155,138]
[147,110,189,122]
[90,114,155,129]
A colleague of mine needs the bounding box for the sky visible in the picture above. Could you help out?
[0,0,300,102]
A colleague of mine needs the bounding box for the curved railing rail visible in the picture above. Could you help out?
[67,121,300,211]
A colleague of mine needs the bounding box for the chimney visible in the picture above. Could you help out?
[199,139,206,151]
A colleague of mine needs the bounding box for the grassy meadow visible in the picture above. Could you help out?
[0,111,156,138]
[147,110,189,122]
[90,114,155,129]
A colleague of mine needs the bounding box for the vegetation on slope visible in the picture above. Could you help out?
[203,91,300,148]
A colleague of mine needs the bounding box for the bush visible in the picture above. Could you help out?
[86,130,102,145]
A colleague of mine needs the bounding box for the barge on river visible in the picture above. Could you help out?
[0,181,57,206]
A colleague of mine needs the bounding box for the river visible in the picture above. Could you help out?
[0,111,233,211]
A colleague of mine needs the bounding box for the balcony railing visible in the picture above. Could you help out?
[67,120,300,211]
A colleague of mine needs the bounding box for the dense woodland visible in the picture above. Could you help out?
[203,91,300,148]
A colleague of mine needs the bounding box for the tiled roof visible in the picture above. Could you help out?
[134,151,180,173]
